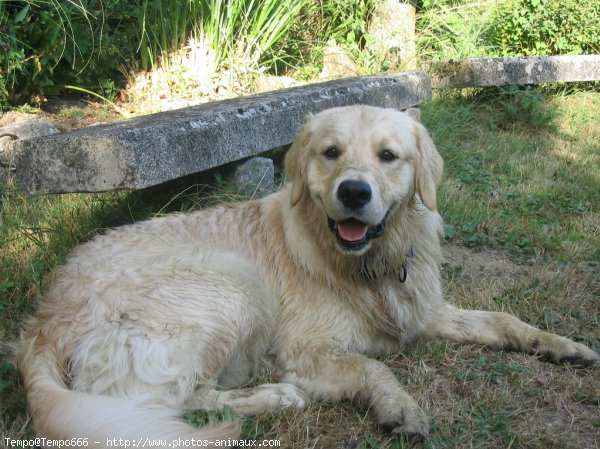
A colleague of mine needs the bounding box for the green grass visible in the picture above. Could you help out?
[416,0,600,62]
[1,89,599,447]
[417,0,500,62]
[424,87,600,261]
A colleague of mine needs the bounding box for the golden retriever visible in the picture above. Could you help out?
[17,105,598,447]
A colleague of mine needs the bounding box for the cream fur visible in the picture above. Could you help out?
[17,105,599,447]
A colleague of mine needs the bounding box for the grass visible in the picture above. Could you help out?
[426,87,600,262]
[1,88,599,448]
[416,0,500,62]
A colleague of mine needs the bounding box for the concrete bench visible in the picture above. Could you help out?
[7,55,600,194]
[11,72,431,194]
[427,54,600,88]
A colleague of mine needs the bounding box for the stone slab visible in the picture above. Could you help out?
[427,55,600,88]
[368,2,416,70]
[1,119,60,162]
[228,157,276,198]
[1,119,61,185]
[13,72,431,193]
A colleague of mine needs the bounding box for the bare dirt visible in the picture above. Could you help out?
[1,98,121,132]
[443,243,528,284]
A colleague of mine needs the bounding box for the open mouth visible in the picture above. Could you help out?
[327,210,391,252]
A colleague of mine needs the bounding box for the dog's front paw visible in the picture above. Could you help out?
[539,335,600,367]
[380,405,429,440]
[556,342,599,367]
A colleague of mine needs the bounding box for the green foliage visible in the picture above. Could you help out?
[275,0,381,74]
[137,0,308,71]
[491,0,600,56]
[417,1,498,61]
[311,0,376,48]
[477,85,556,130]
[416,0,600,62]
[424,90,600,260]
[0,1,133,104]
[0,361,27,426]
[0,0,308,107]
[2,0,599,107]
[186,405,238,428]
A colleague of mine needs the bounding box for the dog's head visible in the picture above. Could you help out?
[285,105,443,255]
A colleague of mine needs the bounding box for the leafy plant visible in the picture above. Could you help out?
[0,1,135,104]
[0,0,311,107]
[136,0,308,73]
[489,0,600,56]
[277,0,381,75]
[416,0,498,62]
[416,0,600,62]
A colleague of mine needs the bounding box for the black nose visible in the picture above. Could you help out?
[337,180,372,209]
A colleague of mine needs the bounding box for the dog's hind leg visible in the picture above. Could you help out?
[197,383,307,415]
[423,303,599,366]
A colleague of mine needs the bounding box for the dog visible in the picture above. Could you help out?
[17,105,598,447]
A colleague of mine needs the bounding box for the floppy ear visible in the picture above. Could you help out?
[284,121,311,207]
[414,122,443,210]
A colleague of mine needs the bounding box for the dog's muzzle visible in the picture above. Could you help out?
[327,208,392,252]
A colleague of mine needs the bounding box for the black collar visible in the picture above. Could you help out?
[360,247,414,283]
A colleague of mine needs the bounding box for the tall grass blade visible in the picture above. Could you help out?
[64,85,131,117]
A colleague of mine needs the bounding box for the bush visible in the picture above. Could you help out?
[0,1,145,106]
[0,0,309,107]
[416,0,600,62]
[0,1,135,105]
[273,0,380,75]
[416,0,498,61]
[489,0,600,56]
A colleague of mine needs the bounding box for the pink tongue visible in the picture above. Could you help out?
[337,221,368,242]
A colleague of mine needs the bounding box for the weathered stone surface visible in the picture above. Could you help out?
[0,135,16,166]
[1,118,60,140]
[427,55,600,88]
[13,72,431,193]
[1,119,61,185]
[229,157,276,198]
[1,119,60,160]
[320,40,359,80]
[368,1,416,70]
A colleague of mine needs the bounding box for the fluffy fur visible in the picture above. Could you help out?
[17,105,598,447]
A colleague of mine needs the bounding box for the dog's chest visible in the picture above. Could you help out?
[319,274,428,353]
[369,276,425,329]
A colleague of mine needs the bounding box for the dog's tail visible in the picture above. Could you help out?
[18,336,240,449]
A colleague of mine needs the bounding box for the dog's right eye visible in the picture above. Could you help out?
[323,146,340,159]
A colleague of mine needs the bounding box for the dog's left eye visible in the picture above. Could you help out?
[379,150,397,162]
